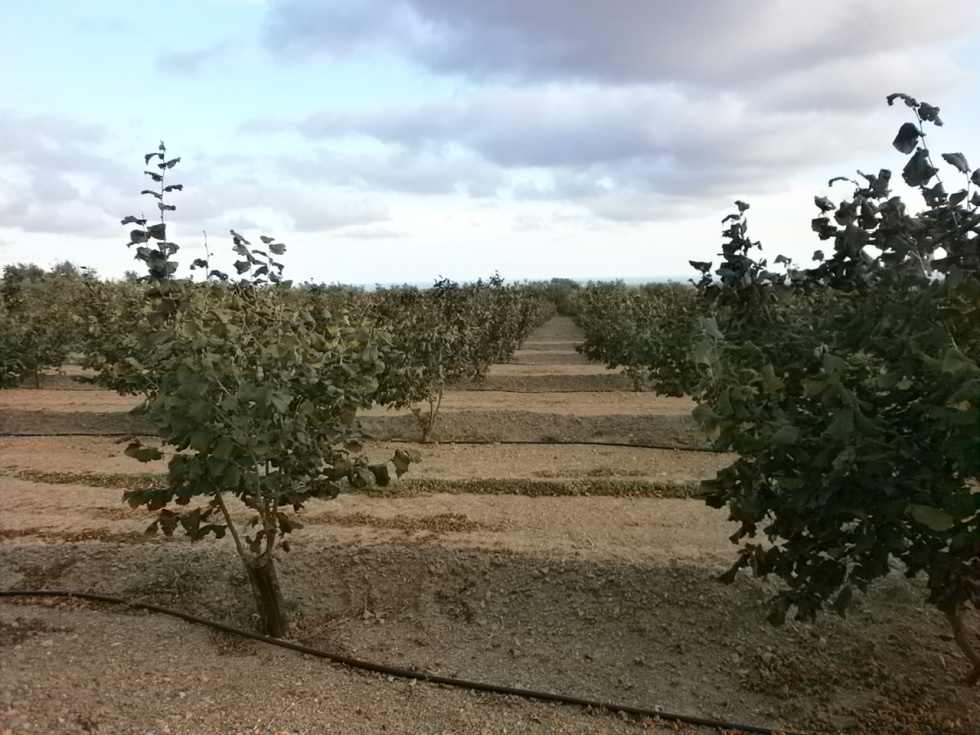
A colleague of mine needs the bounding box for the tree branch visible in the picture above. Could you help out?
[214,491,250,564]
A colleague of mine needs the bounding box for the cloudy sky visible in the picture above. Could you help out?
[2,1,979,285]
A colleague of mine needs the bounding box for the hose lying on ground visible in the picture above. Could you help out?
[0,589,805,735]
[0,433,722,454]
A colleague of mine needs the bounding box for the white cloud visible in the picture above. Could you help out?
[242,82,901,222]
[261,0,977,86]
[4,1,978,284]
[156,41,235,75]
[243,0,978,229]
[340,226,408,240]
[270,147,504,197]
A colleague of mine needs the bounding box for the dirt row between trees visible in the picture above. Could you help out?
[1,316,978,735]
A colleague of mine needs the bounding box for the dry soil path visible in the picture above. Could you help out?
[0,316,977,735]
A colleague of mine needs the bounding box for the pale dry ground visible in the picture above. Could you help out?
[0,386,694,417]
[360,391,695,417]
[483,363,614,375]
[1,316,978,735]
[0,389,139,413]
[0,435,730,482]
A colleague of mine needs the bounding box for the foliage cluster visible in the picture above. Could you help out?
[3,143,549,636]
[370,275,552,440]
[573,281,707,395]
[522,277,583,316]
[0,262,96,387]
[695,95,979,682]
[572,95,980,682]
[105,143,421,636]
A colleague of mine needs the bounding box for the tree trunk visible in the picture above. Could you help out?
[946,607,980,686]
[246,555,288,638]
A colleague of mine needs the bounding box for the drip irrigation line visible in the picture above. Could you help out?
[0,432,156,439]
[0,589,804,735]
[455,389,627,393]
[383,438,723,454]
[0,433,720,454]
[0,433,722,454]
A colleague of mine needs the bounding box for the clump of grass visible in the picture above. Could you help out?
[357,477,703,499]
[15,469,165,490]
[14,468,702,499]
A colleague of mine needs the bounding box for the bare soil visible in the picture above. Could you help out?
[0,317,977,735]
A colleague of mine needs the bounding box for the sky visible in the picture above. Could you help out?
[2,1,979,286]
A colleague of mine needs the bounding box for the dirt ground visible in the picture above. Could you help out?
[0,316,978,735]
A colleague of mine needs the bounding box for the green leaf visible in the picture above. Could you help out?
[123,441,163,463]
[892,122,920,154]
[802,377,828,397]
[189,429,213,453]
[369,463,391,487]
[941,347,980,378]
[717,563,740,584]
[943,494,980,522]
[876,370,903,390]
[903,149,938,187]
[814,196,834,213]
[692,402,720,438]
[179,508,202,536]
[825,409,854,442]
[759,364,783,393]
[270,390,293,414]
[213,436,234,460]
[941,152,970,173]
[950,190,968,206]
[392,449,419,478]
[770,424,800,446]
[691,339,716,366]
[277,511,303,534]
[158,509,179,536]
[223,462,241,488]
[146,223,167,241]
[350,467,376,489]
[821,352,847,377]
[910,504,954,532]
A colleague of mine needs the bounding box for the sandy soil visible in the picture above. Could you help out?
[1,316,978,735]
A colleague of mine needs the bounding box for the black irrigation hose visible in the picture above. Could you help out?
[0,433,723,454]
[383,437,723,454]
[457,389,626,393]
[0,432,157,439]
[0,589,804,735]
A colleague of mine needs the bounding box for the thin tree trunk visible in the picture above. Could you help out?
[946,607,980,686]
[214,491,289,638]
[421,389,444,443]
[246,555,288,638]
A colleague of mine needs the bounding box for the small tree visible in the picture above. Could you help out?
[575,281,705,395]
[692,95,980,683]
[0,262,93,388]
[371,278,494,442]
[119,143,414,636]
